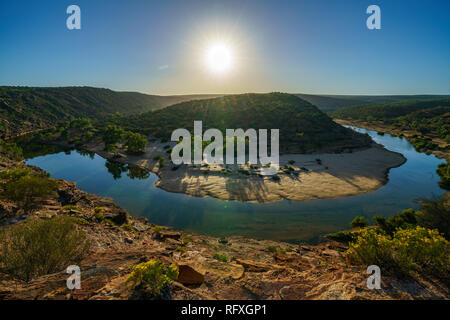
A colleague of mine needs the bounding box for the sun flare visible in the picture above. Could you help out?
[206,43,233,74]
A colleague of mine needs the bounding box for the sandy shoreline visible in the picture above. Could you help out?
[84,139,406,203]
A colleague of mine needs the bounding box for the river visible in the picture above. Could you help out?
[25,127,446,244]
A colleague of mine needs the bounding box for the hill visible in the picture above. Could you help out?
[0,86,222,138]
[296,94,450,112]
[103,92,372,153]
[329,98,450,121]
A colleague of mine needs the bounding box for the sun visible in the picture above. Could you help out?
[206,42,233,74]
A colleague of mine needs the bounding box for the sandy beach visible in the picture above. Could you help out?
[84,139,406,203]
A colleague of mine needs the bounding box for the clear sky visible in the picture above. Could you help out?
[1,0,449,95]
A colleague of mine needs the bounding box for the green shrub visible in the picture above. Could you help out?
[104,218,115,227]
[0,168,57,214]
[326,230,359,244]
[266,245,278,253]
[350,216,369,228]
[122,224,136,233]
[125,260,179,299]
[176,246,186,253]
[152,225,162,235]
[347,227,450,281]
[0,216,90,282]
[94,207,104,214]
[392,227,449,278]
[374,209,417,235]
[0,139,23,160]
[416,197,450,239]
[213,252,228,262]
[94,212,105,222]
[347,228,399,271]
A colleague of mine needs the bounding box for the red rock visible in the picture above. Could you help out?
[177,265,204,285]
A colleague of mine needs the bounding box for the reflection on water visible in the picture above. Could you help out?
[25,127,446,244]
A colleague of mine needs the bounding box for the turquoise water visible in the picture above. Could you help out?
[25,127,446,244]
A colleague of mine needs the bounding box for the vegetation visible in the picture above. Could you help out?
[125,132,148,154]
[102,125,125,151]
[213,252,229,262]
[0,86,173,138]
[347,227,449,281]
[98,93,371,154]
[350,216,369,228]
[0,168,58,214]
[0,139,23,160]
[0,216,90,282]
[326,196,450,282]
[125,260,179,299]
[437,163,450,190]
[330,99,450,148]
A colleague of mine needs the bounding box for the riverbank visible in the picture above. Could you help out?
[82,138,406,203]
[1,155,448,300]
[334,119,450,162]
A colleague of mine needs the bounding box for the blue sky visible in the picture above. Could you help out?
[1,0,449,95]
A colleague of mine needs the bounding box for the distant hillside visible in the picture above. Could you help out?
[104,93,372,153]
[0,86,222,138]
[296,94,450,111]
[329,98,450,121]
[330,98,450,142]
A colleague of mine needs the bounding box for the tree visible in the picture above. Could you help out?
[102,125,125,151]
[125,132,147,154]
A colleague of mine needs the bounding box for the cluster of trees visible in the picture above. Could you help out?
[102,125,148,154]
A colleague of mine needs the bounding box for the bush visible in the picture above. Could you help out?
[416,197,450,239]
[0,216,90,282]
[125,260,179,299]
[347,228,395,269]
[213,252,228,262]
[374,209,417,235]
[350,216,369,228]
[0,168,57,214]
[0,139,23,160]
[326,230,359,244]
[347,227,450,281]
[392,227,449,278]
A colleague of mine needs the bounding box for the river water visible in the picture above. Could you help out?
[26,127,446,244]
